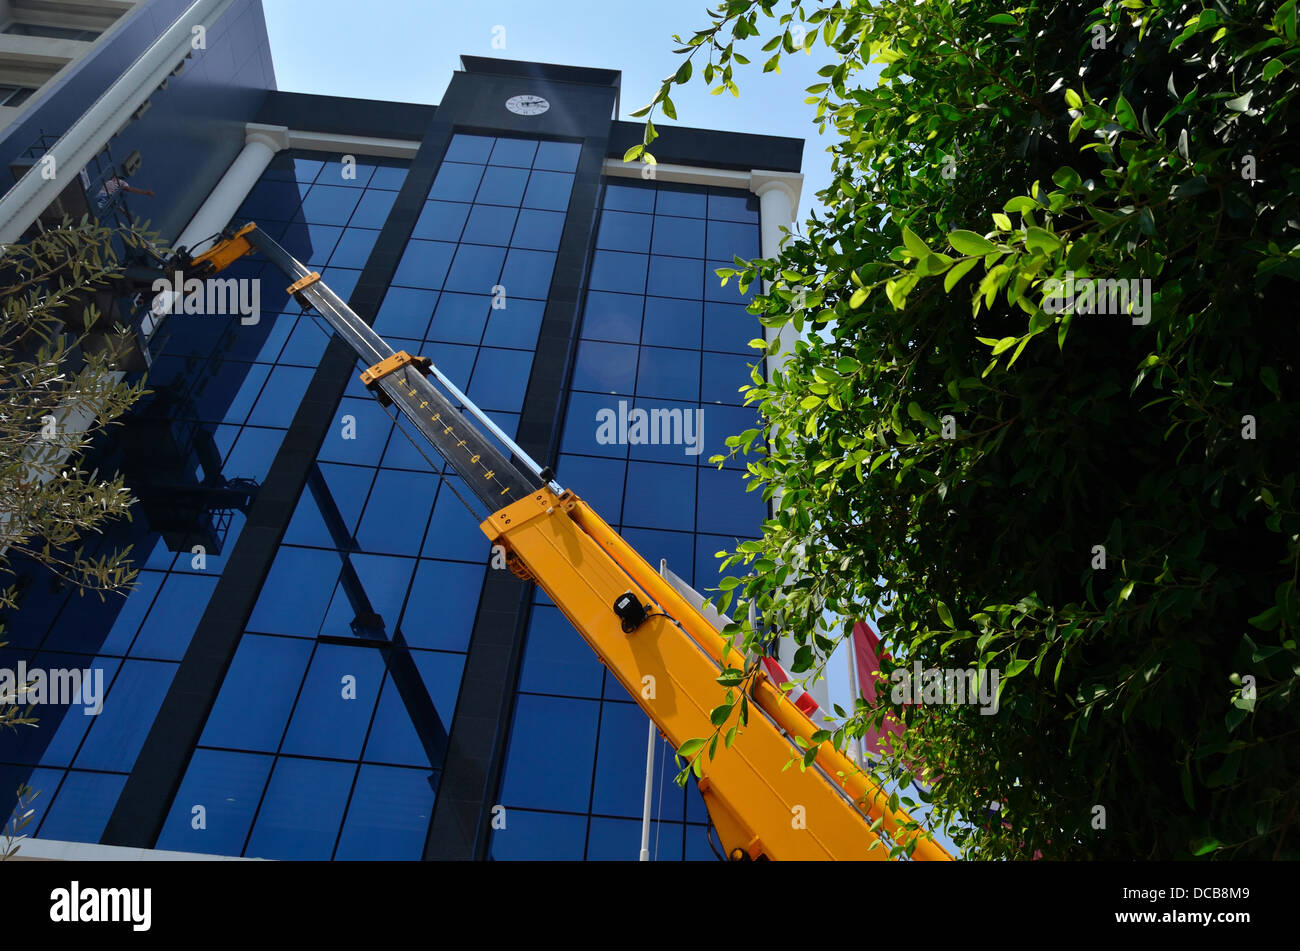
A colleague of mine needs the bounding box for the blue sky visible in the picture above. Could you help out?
[261,0,836,224]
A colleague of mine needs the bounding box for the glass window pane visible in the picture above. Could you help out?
[490,808,586,860]
[560,391,628,459]
[498,694,598,812]
[36,770,127,843]
[581,290,642,344]
[248,545,340,636]
[200,634,312,751]
[392,239,455,289]
[652,215,706,258]
[648,255,703,300]
[571,340,637,394]
[355,470,438,555]
[297,184,362,227]
[489,137,538,168]
[481,297,544,350]
[445,133,495,164]
[443,244,506,294]
[510,208,564,251]
[554,453,626,521]
[707,190,759,222]
[74,659,178,772]
[237,179,305,220]
[589,250,647,294]
[696,467,767,537]
[461,204,518,246]
[427,291,489,346]
[412,200,469,241]
[276,220,341,268]
[623,527,694,583]
[244,757,355,859]
[522,170,574,212]
[655,185,707,218]
[328,227,379,268]
[400,560,486,651]
[262,154,323,185]
[707,219,761,259]
[467,347,533,413]
[637,346,702,402]
[500,248,555,300]
[420,477,490,562]
[373,286,438,339]
[321,156,373,188]
[247,365,315,428]
[702,302,758,354]
[705,260,758,303]
[602,182,655,213]
[335,764,435,860]
[280,644,386,760]
[428,162,485,202]
[348,189,397,229]
[641,296,702,350]
[701,352,757,405]
[596,210,651,253]
[156,749,272,855]
[535,140,581,172]
[368,165,408,190]
[518,604,604,698]
[130,573,217,660]
[475,165,529,206]
[622,462,696,532]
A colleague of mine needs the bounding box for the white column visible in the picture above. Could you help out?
[172,123,290,253]
[142,123,289,340]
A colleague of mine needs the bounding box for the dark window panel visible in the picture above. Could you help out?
[444,133,495,164]
[428,162,485,202]
[129,573,218,661]
[373,286,438,340]
[510,208,565,251]
[522,170,574,212]
[707,189,760,223]
[356,470,438,555]
[706,219,761,260]
[73,660,178,772]
[296,184,363,227]
[335,764,436,860]
[701,352,758,406]
[518,603,604,699]
[648,255,703,300]
[554,453,626,521]
[275,315,333,368]
[467,347,533,413]
[35,770,127,843]
[280,643,386,760]
[560,392,629,460]
[481,297,544,350]
[400,560,486,651]
[320,266,362,302]
[635,345,701,403]
[44,571,163,655]
[580,290,643,344]
[602,181,655,214]
[412,200,469,242]
[534,140,582,172]
[443,244,506,294]
[700,404,764,470]
[262,154,324,185]
[704,260,759,303]
[247,546,341,637]
[3,654,120,766]
[571,340,638,395]
[236,179,306,221]
[622,461,697,532]
[368,165,409,191]
[199,634,313,752]
[156,749,273,856]
[696,466,768,537]
[498,694,599,812]
[591,703,687,821]
[461,204,518,246]
[500,249,556,300]
[474,165,529,206]
[641,296,703,350]
[420,477,490,563]
[275,220,341,269]
[596,209,651,253]
[320,157,374,188]
[244,757,355,859]
[489,808,587,860]
[622,527,695,585]
[427,292,490,348]
[392,239,455,290]
[489,137,539,169]
[702,301,761,354]
[655,185,708,218]
[651,215,706,258]
[247,365,316,428]
[347,189,397,229]
[588,250,648,295]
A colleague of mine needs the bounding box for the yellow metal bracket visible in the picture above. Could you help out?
[286,272,321,296]
[358,351,433,407]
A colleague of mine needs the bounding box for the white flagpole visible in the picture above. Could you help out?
[639,717,655,861]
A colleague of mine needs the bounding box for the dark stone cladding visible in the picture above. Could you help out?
[607,120,803,173]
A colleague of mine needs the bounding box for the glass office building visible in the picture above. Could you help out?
[0,0,803,860]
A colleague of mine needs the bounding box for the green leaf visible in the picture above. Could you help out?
[622,144,644,163]
[986,13,1017,25]
[936,601,955,629]
[944,257,979,291]
[949,230,997,255]
[849,287,869,309]
[1190,838,1222,856]
[675,60,693,84]
[678,737,706,758]
[902,225,930,258]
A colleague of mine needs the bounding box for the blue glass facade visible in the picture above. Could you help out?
[0,32,801,859]
[490,179,765,860]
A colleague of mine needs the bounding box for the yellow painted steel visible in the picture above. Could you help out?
[187,221,258,274]
[482,487,954,861]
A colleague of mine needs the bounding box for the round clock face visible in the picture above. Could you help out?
[505,94,550,116]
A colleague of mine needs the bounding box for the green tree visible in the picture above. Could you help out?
[640,0,1300,859]
[1,218,153,856]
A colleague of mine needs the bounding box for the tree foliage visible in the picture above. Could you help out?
[643,0,1300,859]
